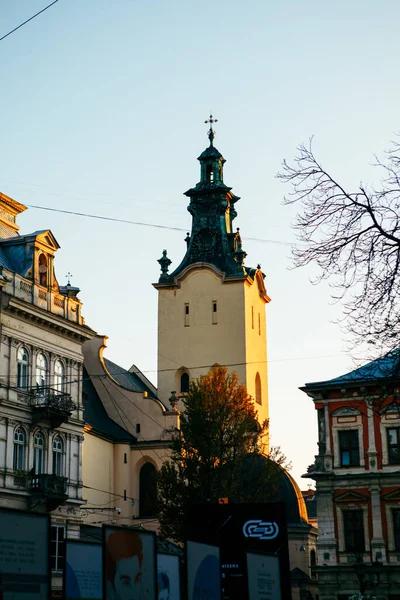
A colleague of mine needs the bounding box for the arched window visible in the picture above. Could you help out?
[139,462,157,517]
[38,254,48,287]
[54,360,65,392]
[52,436,64,476]
[255,372,262,405]
[180,372,190,393]
[36,353,48,389]
[17,347,29,389]
[13,426,26,471]
[33,431,45,475]
[310,549,316,568]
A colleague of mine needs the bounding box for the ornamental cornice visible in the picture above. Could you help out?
[4,297,96,342]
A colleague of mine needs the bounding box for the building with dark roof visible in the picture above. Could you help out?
[303,354,400,600]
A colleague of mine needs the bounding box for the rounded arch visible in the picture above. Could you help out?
[139,462,158,518]
[52,434,65,476]
[54,359,65,392]
[33,430,46,475]
[255,372,262,405]
[35,352,48,389]
[13,425,27,471]
[175,367,190,394]
[38,253,48,287]
[310,548,316,568]
[17,346,29,389]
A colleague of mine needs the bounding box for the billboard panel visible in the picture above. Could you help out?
[64,541,102,600]
[186,541,220,600]
[246,553,281,600]
[157,553,180,600]
[0,508,49,600]
[103,526,157,600]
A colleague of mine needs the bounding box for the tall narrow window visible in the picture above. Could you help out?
[258,313,261,336]
[339,430,360,467]
[343,510,365,552]
[17,347,29,389]
[180,372,190,393]
[13,427,26,471]
[387,428,400,465]
[393,509,400,551]
[52,435,64,476]
[33,431,45,475]
[184,303,190,327]
[36,353,48,389]
[51,524,65,572]
[212,301,218,325]
[251,306,254,329]
[255,373,262,405]
[139,462,158,517]
[54,360,65,393]
[38,254,48,287]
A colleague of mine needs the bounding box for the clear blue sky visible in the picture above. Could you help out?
[1,0,400,486]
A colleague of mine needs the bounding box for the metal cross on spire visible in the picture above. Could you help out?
[204,113,218,146]
[66,272,73,286]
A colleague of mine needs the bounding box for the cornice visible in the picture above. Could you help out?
[5,296,96,342]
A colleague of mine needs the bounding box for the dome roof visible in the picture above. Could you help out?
[238,455,309,525]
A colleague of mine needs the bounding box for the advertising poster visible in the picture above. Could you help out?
[0,508,49,600]
[247,553,281,600]
[103,526,157,600]
[157,554,180,600]
[187,541,220,600]
[65,541,102,600]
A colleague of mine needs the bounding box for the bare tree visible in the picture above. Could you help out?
[278,137,400,359]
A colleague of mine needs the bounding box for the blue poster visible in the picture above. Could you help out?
[157,553,180,600]
[65,541,102,600]
[187,541,220,600]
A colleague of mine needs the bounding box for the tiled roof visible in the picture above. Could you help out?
[83,368,136,443]
[303,351,400,390]
[103,358,157,399]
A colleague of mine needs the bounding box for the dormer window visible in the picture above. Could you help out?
[38,254,48,287]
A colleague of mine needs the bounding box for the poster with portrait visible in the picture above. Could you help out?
[0,508,50,599]
[64,540,102,599]
[157,553,180,600]
[103,526,157,600]
[186,541,220,600]
[246,552,281,600]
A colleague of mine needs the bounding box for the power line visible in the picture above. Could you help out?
[0,0,60,43]
[26,203,295,247]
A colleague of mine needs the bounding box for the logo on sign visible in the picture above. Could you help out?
[242,520,279,540]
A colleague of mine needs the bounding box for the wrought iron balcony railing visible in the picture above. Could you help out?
[29,473,68,497]
[30,388,76,427]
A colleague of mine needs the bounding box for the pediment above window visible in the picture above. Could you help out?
[335,490,368,502]
[332,407,361,417]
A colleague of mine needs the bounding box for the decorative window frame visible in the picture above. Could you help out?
[51,433,66,477]
[34,351,49,388]
[13,424,28,472]
[380,412,400,466]
[336,504,370,553]
[332,408,364,469]
[32,428,48,474]
[16,345,30,389]
[385,504,400,552]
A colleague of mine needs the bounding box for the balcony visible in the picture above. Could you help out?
[30,388,76,428]
[28,474,68,511]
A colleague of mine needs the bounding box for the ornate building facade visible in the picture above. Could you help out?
[303,353,400,599]
[0,191,96,595]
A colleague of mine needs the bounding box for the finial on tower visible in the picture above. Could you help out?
[204,113,218,146]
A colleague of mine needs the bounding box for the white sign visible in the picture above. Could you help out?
[247,552,281,600]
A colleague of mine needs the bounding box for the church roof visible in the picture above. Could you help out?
[303,350,400,390]
[82,368,136,443]
[103,358,158,399]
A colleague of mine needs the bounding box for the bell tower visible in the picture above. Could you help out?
[154,118,270,425]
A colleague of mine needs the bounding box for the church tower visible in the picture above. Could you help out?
[154,118,270,425]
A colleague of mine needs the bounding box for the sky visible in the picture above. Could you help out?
[1,0,400,487]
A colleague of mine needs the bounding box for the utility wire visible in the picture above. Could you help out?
[26,203,295,247]
[0,1,59,43]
